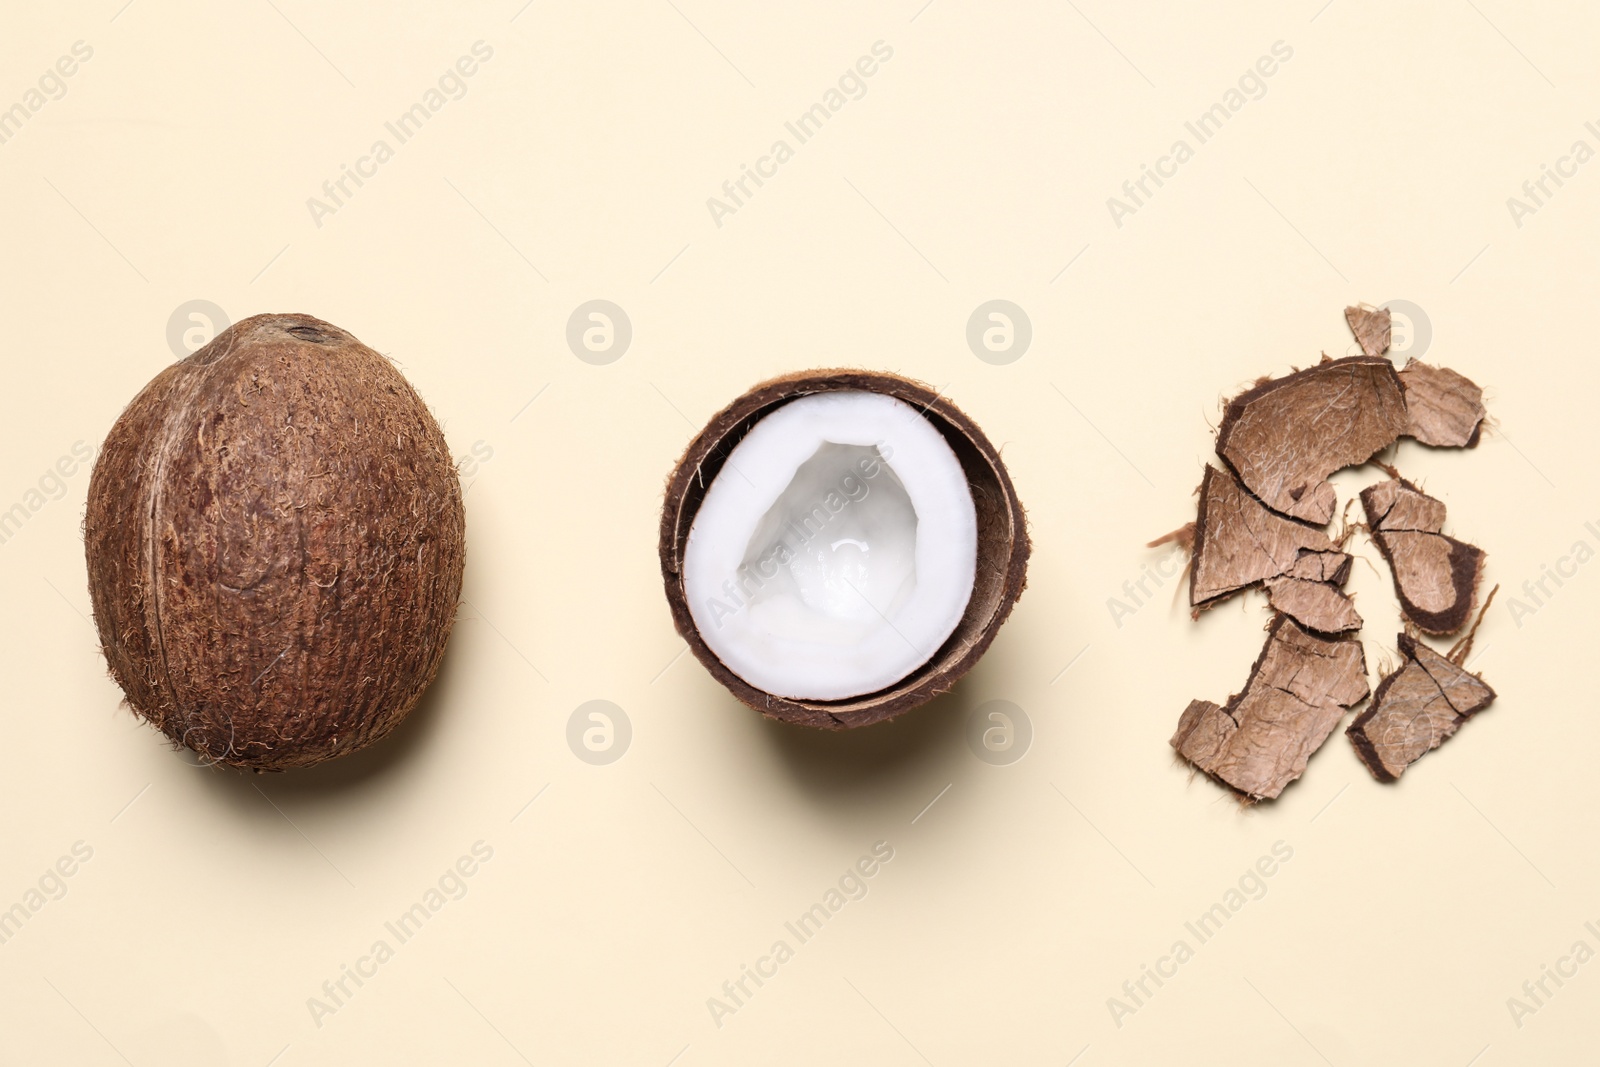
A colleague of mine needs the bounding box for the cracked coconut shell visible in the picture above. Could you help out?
[1398,360,1487,448]
[1186,463,1359,634]
[658,370,1029,729]
[1345,304,1392,358]
[1171,614,1369,801]
[84,314,466,770]
[1347,633,1495,782]
[1360,477,1484,635]
[1215,355,1408,525]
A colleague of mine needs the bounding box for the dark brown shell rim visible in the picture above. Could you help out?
[658,369,1030,730]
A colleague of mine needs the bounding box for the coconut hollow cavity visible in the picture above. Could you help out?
[659,370,1029,729]
[84,313,466,771]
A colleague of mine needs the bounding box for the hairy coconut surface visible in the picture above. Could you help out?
[1170,614,1369,801]
[85,313,466,770]
[659,370,1029,729]
[1262,575,1362,634]
[1398,360,1487,448]
[1344,304,1392,358]
[1347,633,1496,782]
[1215,355,1408,525]
[1188,464,1342,609]
[1360,476,1484,635]
[1161,306,1500,801]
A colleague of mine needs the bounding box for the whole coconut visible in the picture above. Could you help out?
[85,313,466,770]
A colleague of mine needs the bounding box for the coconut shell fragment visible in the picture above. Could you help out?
[1189,465,1338,607]
[1263,576,1361,634]
[1170,615,1370,801]
[1345,305,1391,358]
[1347,633,1495,782]
[1343,300,1486,448]
[1361,477,1484,635]
[85,313,466,771]
[1184,465,1360,632]
[1286,549,1353,584]
[1162,305,1501,802]
[1216,356,1409,525]
[658,370,1029,729]
[1399,361,1487,448]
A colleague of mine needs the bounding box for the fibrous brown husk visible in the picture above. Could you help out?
[1190,465,1336,605]
[1215,356,1408,525]
[85,313,466,770]
[1170,614,1369,800]
[1164,305,1500,801]
[1285,549,1354,583]
[1347,633,1495,782]
[1398,360,1486,448]
[1344,300,1486,448]
[1263,576,1361,634]
[1345,305,1391,358]
[1187,465,1360,632]
[658,370,1029,730]
[1360,477,1484,635]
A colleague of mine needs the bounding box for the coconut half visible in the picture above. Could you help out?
[659,371,1029,729]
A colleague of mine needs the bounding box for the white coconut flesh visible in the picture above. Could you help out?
[683,390,978,701]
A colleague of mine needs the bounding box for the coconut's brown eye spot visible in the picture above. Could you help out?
[84,312,465,771]
[285,324,334,343]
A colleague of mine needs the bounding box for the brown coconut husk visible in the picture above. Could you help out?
[658,370,1029,729]
[1170,614,1369,801]
[1188,465,1352,610]
[1398,360,1487,448]
[1162,306,1500,801]
[1215,355,1409,525]
[1359,476,1484,635]
[1344,304,1392,358]
[1347,619,1496,783]
[84,313,466,771]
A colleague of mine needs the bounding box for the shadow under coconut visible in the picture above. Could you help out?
[185,633,466,810]
[752,675,973,814]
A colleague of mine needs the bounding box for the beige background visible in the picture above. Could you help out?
[2,1,1597,1063]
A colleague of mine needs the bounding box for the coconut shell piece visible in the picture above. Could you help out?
[658,370,1029,730]
[1345,305,1391,358]
[1170,615,1370,801]
[1263,576,1361,634]
[1188,465,1358,630]
[1360,477,1484,635]
[1286,549,1354,583]
[1216,355,1408,525]
[85,314,466,771]
[1398,360,1486,448]
[1347,633,1495,782]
